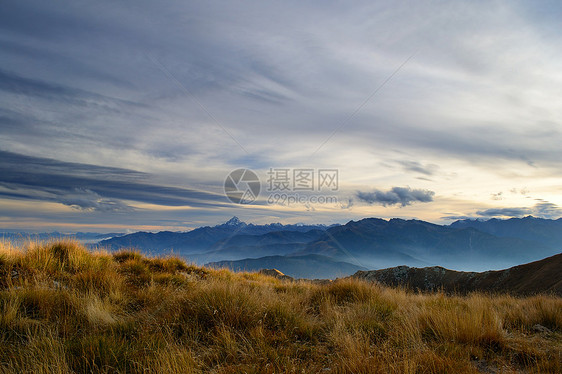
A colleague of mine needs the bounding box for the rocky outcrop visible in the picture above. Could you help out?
[258,268,294,281]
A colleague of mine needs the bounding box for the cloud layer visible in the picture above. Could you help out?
[1,0,561,230]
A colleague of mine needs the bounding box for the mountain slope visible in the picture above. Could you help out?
[352,253,562,296]
[450,216,562,248]
[207,254,366,279]
[186,229,325,264]
[296,218,554,270]
[209,229,325,248]
[188,243,309,264]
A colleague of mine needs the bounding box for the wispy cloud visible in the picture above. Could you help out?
[0,69,142,109]
[397,160,439,176]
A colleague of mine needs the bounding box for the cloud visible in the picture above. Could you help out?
[397,160,438,176]
[475,202,562,219]
[0,150,145,179]
[356,186,435,207]
[339,198,354,209]
[0,150,229,210]
[58,189,132,212]
[440,215,478,221]
[2,0,559,167]
[509,187,530,195]
[0,69,141,109]
[475,207,529,218]
[491,192,503,200]
[533,201,562,218]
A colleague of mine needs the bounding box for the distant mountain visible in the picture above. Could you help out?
[450,216,562,248]
[352,252,562,296]
[99,217,336,255]
[210,229,325,248]
[1,231,124,244]
[187,229,325,264]
[295,218,556,271]
[207,254,367,279]
[190,243,308,264]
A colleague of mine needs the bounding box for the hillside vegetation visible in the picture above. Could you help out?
[0,240,561,373]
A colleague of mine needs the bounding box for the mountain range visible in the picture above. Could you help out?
[96,215,562,278]
[292,217,559,271]
[450,216,562,248]
[99,217,335,255]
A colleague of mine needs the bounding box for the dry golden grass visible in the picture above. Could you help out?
[0,239,560,373]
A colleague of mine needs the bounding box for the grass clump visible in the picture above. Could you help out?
[0,240,560,373]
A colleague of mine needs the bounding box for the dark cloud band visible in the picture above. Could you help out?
[0,150,228,211]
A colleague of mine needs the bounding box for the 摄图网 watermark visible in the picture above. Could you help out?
[224,168,339,205]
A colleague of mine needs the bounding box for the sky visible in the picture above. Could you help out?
[1,0,562,232]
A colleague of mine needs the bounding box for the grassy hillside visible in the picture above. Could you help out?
[0,240,561,373]
[352,253,562,296]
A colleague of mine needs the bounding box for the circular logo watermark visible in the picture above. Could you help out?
[224,168,261,204]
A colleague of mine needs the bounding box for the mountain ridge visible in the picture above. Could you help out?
[99,216,336,255]
[450,216,562,248]
[351,252,562,296]
[295,217,555,271]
